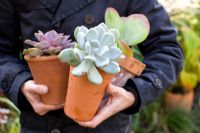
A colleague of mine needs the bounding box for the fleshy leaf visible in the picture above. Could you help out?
[100,33,115,47]
[34,31,46,42]
[34,42,50,49]
[86,28,98,41]
[43,47,61,55]
[45,30,58,43]
[84,54,96,62]
[105,46,122,60]
[90,40,100,48]
[87,64,103,84]
[23,48,43,57]
[99,23,108,31]
[59,48,80,66]
[109,29,120,42]
[85,41,92,53]
[93,46,109,56]
[77,32,86,49]
[105,7,122,30]
[74,26,88,40]
[101,61,120,74]
[95,25,106,40]
[95,56,110,67]
[24,39,37,46]
[73,47,86,62]
[72,60,92,76]
[121,14,150,46]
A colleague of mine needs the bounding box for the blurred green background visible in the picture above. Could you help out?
[0,0,200,133]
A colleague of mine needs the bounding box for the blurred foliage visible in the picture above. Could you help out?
[132,97,200,133]
[161,0,200,93]
[0,96,20,133]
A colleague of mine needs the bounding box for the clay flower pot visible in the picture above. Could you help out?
[64,67,115,121]
[25,55,70,105]
[164,90,194,111]
[64,56,146,122]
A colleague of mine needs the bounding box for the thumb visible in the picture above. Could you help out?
[106,84,119,96]
[28,84,48,95]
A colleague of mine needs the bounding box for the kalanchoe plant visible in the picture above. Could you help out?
[23,30,75,57]
[59,23,122,84]
[105,7,150,60]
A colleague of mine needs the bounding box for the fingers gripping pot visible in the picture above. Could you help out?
[24,30,75,105]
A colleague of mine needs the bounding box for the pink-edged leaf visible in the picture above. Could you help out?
[43,46,62,55]
[24,39,38,46]
[34,42,50,49]
[61,42,75,49]
[54,36,66,46]
[105,7,122,29]
[121,14,150,46]
[34,30,46,42]
[45,30,58,43]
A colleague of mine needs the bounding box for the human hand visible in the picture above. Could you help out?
[21,80,64,115]
[75,84,135,128]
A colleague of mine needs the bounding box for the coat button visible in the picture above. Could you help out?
[155,78,162,88]
[51,129,61,133]
[85,14,95,25]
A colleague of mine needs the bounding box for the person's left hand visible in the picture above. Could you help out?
[75,83,135,128]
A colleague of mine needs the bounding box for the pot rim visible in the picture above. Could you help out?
[24,55,58,62]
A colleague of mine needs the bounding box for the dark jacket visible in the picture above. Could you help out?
[0,0,183,132]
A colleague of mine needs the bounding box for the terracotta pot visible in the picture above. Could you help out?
[64,57,146,121]
[25,55,69,105]
[164,90,194,111]
[64,67,115,121]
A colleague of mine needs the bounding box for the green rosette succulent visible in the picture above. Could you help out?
[59,23,122,84]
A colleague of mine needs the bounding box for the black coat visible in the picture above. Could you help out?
[0,0,183,132]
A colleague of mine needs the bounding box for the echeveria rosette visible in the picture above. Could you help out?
[24,30,75,57]
[59,23,122,84]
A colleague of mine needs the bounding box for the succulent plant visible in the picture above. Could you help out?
[59,23,122,84]
[24,30,75,57]
[105,7,150,60]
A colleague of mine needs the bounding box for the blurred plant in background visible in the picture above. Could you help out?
[132,97,200,133]
[158,0,200,112]
[132,0,200,132]
[0,94,20,133]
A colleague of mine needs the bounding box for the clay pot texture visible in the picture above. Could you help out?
[64,57,146,121]
[25,55,69,105]
[64,67,115,122]
[164,90,194,111]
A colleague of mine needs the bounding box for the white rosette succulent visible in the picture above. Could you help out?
[59,23,122,84]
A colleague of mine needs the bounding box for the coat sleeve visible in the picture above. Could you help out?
[122,0,184,114]
[0,0,32,107]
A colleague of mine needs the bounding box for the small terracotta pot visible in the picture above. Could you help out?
[25,55,69,105]
[64,57,146,121]
[164,90,194,111]
[64,67,115,121]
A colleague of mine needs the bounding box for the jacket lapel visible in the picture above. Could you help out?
[39,0,61,12]
[52,0,95,26]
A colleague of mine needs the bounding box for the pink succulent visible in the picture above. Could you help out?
[24,30,75,55]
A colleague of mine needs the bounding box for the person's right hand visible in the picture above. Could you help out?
[21,80,64,115]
